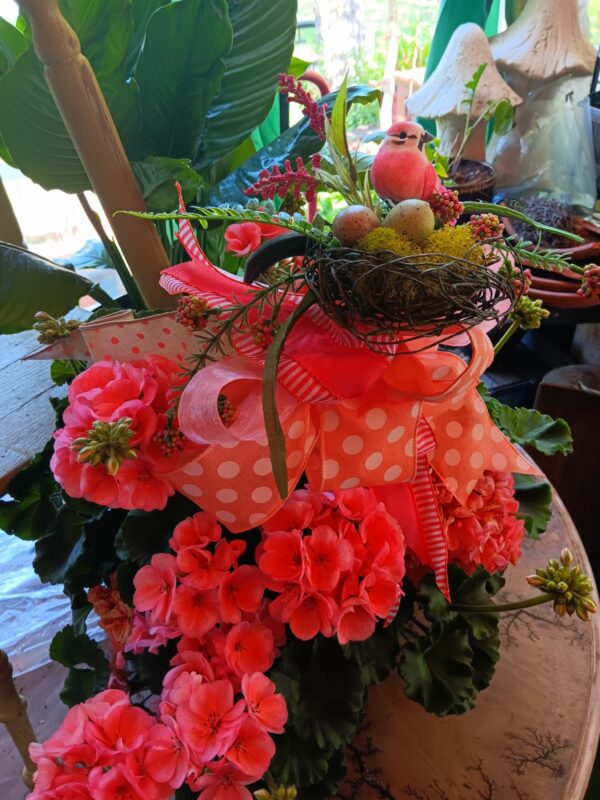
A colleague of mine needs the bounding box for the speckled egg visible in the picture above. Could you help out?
[332,204,380,246]
[383,199,435,244]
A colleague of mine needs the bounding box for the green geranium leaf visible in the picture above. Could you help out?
[513,473,553,539]
[34,507,85,585]
[419,564,504,642]
[50,625,109,707]
[271,638,365,757]
[194,0,297,169]
[131,156,202,211]
[116,561,138,606]
[115,494,198,565]
[479,386,572,456]
[269,729,332,789]
[209,84,382,206]
[69,590,93,636]
[134,0,232,159]
[50,360,80,387]
[0,243,93,334]
[0,441,59,540]
[399,621,476,716]
[64,508,126,593]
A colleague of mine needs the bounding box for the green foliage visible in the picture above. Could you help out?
[399,565,503,717]
[131,156,203,211]
[50,625,110,707]
[135,0,232,159]
[50,360,82,386]
[194,0,298,169]
[0,441,59,540]
[513,473,553,539]
[479,384,573,456]
[209,84,382,206]
[0,243,93,334]
[270,638,366,790]
[115,494,198,566]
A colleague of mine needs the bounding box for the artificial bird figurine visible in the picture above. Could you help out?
[370,121,440,203]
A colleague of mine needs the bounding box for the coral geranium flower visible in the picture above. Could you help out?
[225,716,275,778]
[170,513,222,552]
[258,530,305,584]
[172,581,220,638]
[336,597,376,645]
[88,763,146,800]
[225,622,275,676]
[133,554,178,624]
[336,487,378,520]
[144,716,190,789]
[289,591,336,640]
[304,525,354,591]
[175,680,244,762]
[241,672,288,734]
[194,759,253,800]
[219,566,265,623]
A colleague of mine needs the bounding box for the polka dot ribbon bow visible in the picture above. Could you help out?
[77,204,540,599]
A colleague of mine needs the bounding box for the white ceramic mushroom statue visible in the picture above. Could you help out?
[406,23,521,160]
[490,0,596,96]
[488,0,597,207]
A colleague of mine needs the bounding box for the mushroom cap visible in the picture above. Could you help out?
[406,23,521,120]
[491,0,596,84]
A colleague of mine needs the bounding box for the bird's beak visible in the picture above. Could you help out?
[420,130,435,146]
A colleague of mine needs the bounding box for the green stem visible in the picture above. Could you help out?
[493,319,520,356]
[263,291,316,499]
[462,201,584,244]
[451,592,554,614]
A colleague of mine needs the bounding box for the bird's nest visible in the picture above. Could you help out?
[303,245,517,352]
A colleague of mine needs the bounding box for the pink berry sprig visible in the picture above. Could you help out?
[511,268,532,296]
[251,317,280,349]
[218,395,235,427]
[468,213,505,241]
[175,296,210,331]
[152,426,186,457]
[245,155,322,204]
[578,264,600,300]
[278,73,327,139]
[429,188,464,225]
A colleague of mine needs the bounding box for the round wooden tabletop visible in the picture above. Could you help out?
[338,493,600,800]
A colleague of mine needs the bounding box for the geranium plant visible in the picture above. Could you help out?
[1,71,597,800]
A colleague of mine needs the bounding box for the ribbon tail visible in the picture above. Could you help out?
[174,181,211,264]
[412,452,450,601]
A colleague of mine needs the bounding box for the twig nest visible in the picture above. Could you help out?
[383,200,435,244]
[331,205,380,246]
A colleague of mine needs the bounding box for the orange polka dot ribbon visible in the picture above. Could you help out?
[72,199,541,599]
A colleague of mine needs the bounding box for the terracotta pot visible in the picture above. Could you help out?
[502,215,600,263]
[445,159,495,202]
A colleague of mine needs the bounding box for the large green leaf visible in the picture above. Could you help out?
[134,0,232,159]
[0,18,26,76]
[126,0,169,75]
[194,0,297,169]
[0,1,134,191]
[131,156,202,211]
[50,625,109,706]
[513,473,553,539]
[209,84,381,205]
[0,243,93,334]
[115,494,198,565]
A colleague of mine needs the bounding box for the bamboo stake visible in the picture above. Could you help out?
[0,650,36,789]
[18,0,173,309]
[0,177,25,248]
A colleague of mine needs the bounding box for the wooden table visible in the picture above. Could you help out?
[0,330,58,493]
[338,493,600,800]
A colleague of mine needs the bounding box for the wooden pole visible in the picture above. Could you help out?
[17,0,173,309]
[0,650,36,789]
[0,177,26,248]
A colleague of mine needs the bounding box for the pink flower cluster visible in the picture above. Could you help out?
[278,73,327,139]
[127,511,287,796]
[28,689,188,800]
[434,470,525,574]
[257,488,406,645]
[244,155,322,204]
[51,357,198,512]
